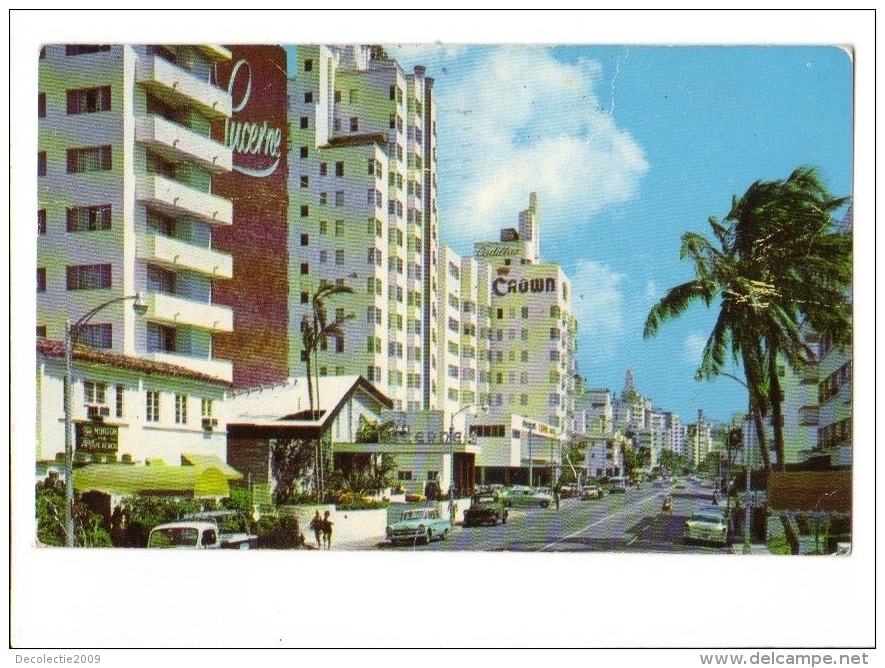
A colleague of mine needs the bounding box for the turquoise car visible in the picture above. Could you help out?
[503,486,553,508]
[386,507,451,546]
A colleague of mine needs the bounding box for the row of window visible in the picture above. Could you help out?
[38,205,113,235]
[83,379,214,424]
[39,86,112,118]
[818,418,852,450]
[38,145,113,176]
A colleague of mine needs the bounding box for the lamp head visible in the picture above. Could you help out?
[132,293,149,316]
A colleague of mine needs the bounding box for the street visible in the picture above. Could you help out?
[371,480,731,553]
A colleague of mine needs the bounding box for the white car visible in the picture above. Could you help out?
[683,506,729,547]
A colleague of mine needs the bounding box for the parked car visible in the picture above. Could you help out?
[608,477,627,493]
[463,493,508,527]
[581,485,604,500]
[386,507,450,545]
[683,506,729,546]
[504,487,553,508]
[560,483,580,498]
[148,511,259,549]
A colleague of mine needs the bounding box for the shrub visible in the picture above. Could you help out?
[118,496,203,547]
[336,496,390,511]
[256,514,303,549]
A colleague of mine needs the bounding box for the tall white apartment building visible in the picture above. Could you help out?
[436,247,493,417]
[37,44,235,382]
[473,194,578,436]
[286,45,439,411]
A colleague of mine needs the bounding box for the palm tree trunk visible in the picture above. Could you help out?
[768,346,786,471]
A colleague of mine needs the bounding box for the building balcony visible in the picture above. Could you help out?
[798,405,820,426]
[143,351,233,383]
[800,360,820,384]
[136,115,232,174]
[136,54,231,121]
[137,174,232,227]
[145,292,233,333]
[139,233,233,280]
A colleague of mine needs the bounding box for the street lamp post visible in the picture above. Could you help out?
[64,293,147,547]
[448,403,486,526]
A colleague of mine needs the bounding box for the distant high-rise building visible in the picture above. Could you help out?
[285,45,440,412]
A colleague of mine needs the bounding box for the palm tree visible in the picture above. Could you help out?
[300,282,354,499]
[645,166,851,470]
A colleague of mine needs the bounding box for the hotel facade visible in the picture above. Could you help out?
[36,43,583,491]
[37,44,237,467]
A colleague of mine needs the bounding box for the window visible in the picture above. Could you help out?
[147,323,176,352]
[319,162,327,176]
[304,59,313,72]
[116,385,124,418]
[319,250,327,264]
[67,86,111,114]
[67,145,112,173]
[38,151,46,176]
[318,191,327,205]
[300,233,309,246]
[300,205,309,217]
[319,220,328,235]
[335,335,345,353]
[335,161,344,177]
[147,209,175,237]
[304,91,313,104]
[66,205,111,232]
[522,307,529,319]
[300,291,309,304]
[65,45,111,56]
[147,264,176,294]
[79,323,112,349]
[38,209,47,235]
[175,394,188,424]
[201,398,214,418]
[84,380,107,404]
[335,191,344,207]
[37,268,46,293]
[300,146,308,159]
[300,263,309,275]
[335,249,344,265]
[146,390,160,422]
[334,220,344,236]
[38,92,46,118]
[367,335,381,354]
[349,117,359,132]
[300,116,309,129]
[66,264,111,290]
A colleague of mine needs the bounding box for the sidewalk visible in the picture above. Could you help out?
[728,543,771,555]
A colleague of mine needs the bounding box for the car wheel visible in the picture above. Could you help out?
[424,529,432,545]
[441,529,449,541]
[541,500,549,508]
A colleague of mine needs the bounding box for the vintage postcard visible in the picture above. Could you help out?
[11,9,873,653]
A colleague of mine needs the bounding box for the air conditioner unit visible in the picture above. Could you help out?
[202,417,218,430]
[86,404,109,420]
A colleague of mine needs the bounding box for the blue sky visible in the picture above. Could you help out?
[373,44,854,424]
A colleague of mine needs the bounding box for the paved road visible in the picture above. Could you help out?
[372,482,730,553]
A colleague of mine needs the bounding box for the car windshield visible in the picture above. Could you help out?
[690,511,725,523]
[148,527,199,547]
[401,510,431,521]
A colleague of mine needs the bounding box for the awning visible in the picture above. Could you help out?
[72,455,243,497]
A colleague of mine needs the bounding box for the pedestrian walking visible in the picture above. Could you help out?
[321,510,334,550]
[309,510,323,549]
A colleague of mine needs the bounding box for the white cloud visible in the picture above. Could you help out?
[402,45,650,248]
[683,333,708,366]
[569,260,626,359]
